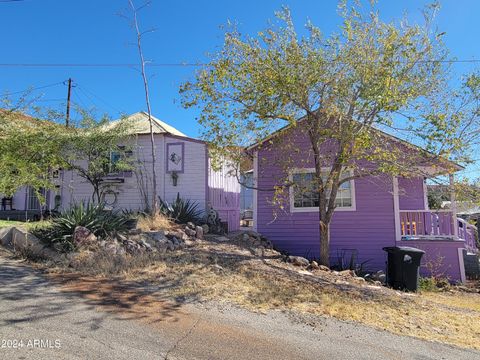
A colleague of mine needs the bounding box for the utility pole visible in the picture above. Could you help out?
[65,78,72,127]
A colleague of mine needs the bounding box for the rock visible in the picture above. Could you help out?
[215,236,230,242]
[128,228,141,235]
[201,224,209,235]
[116,233,128,242]
[339,269,356,277]
[309,261,319,270]
[73,226,97,247]
[184,239,196,248]
[195,226,204,240]
[167,230,189,241]
[252,246,265,257]
[105,241,120,255]
[319,265,330,272]
[166,240,176,252]
[186,222,196,230]
[145,230,168,242]
[242,233,250,242]
[354,277,366,282]
[184,227,196,237]
[288,256,310,267]
[139,239,152,251]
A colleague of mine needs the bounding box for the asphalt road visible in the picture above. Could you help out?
[0,256,479,360]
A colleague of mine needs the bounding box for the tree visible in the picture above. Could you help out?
[125,0,159,214]
[0,109,65,217]
[181,2,480,266]
[62,110,135,203]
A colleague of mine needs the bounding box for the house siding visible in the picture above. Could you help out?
[255,126,428,272]
[399,177,426,210]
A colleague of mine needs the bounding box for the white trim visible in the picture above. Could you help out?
[288,167,356,213]
[253,151,258,232]
[457,248,466,283]
[450,174,458,239]
[423,178,429,210]
[393,176,402,242]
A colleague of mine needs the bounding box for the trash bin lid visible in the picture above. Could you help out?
[382,246,425,254]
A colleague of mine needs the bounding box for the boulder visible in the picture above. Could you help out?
[186,222,196,230]
[145,230,168,242]
[319,265,330,272]
[0,227,57,260]
[167,230,189,241]
[308,261,320,270]
[195,226,204,240]
[116,233,128,242]
[73,226,97,247]
[201,224,209,235]
[0,226,14,246]
[242,233,250,242]
[339,269,356,277]
[288,255,310,267]
[184,227,196,237]
[128,228,142,235]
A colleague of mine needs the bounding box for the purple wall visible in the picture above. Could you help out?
[255,127,398,271]
[401,240,465,282]
[399,177,426,210]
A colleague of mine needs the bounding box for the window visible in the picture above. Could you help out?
[290,168,355,212]
[105,146,133,175]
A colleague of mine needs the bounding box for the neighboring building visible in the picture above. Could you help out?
[249,123,478,283]
[0,112,240,231]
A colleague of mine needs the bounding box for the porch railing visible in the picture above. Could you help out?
[400,210,478,253]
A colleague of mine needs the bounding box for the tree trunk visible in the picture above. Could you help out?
[319,220,330,267]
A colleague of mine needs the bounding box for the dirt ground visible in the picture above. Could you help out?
[34,232,480,351]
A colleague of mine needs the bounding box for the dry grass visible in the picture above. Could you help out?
[45,236,480,351]
[136,213,175,232]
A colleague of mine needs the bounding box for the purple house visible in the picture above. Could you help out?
[250,125,478,283]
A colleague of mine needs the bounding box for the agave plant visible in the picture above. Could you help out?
[158,193,203,224]
[33,202,129,252]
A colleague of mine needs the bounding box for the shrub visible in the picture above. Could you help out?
[158,193,203,224]
[33,202,129,252]
[418,277,451,292]
[137,212,174,231]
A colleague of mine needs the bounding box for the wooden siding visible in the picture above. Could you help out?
[401,239,465,282]
[255,126,424,271]
[208,159,241,232]
[398,177,426,210]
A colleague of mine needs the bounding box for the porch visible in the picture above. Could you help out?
[399,210,478,254]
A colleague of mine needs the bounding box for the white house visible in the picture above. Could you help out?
[0,112,241,231]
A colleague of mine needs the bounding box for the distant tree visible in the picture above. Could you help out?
[0,109,65,216]
[181,2,480,266]
[62,110,135,203]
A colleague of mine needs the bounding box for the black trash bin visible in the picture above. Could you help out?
[383,246,425,291]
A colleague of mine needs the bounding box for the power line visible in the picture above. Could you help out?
[0,59,478,68]
[2,81,65,96]
[76,85,122,114]
[0,63,207,68]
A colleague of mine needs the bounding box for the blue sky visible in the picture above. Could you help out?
[1,0,479,140]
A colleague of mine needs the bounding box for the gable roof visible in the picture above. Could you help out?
[246,118,464,173]
[0,108,59,130]
[114,111,187,137]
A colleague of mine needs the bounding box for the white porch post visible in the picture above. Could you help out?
[450,173,458,239]
[392,176,401,242]
[253,151,258,232]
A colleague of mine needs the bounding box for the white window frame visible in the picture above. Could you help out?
[289,167,356,213]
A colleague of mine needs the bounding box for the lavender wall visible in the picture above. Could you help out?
[399,177,426,210]
[401,240,465,282]
[255,127,398,271]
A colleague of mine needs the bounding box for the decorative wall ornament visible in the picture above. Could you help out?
[166,142,185,173]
